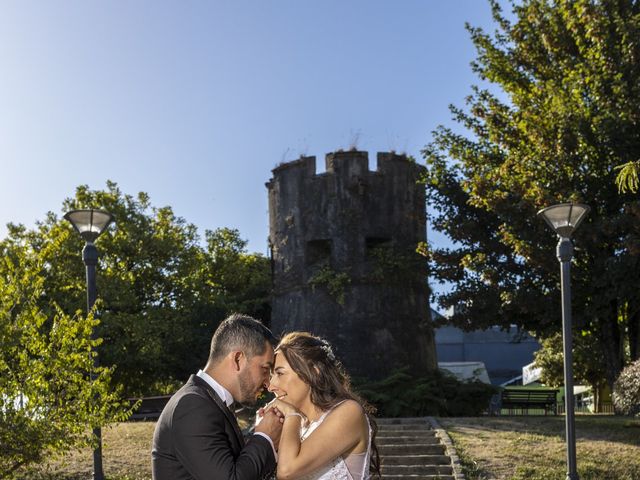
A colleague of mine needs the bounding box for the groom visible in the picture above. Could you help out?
[152,314,283,480]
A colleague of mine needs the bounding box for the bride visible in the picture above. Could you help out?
[262,332,380,480]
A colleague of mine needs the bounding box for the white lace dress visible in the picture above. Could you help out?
[295,402,372,480]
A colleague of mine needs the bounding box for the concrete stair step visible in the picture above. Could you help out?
[382,473,456,480]
[377,428,437,436]
[382,454,452,466]
[380,444,445,455]
[378,424,433,431]
[376,418,458,480]
[377,436,441,445]
[382,464,454,475]
[382,476,455,480]
[377,417,432,425]
[377,436,437,443]
[381,454,451,466]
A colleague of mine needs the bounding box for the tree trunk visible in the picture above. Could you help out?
[599,300,624,392]
[589,382,600,413]
[628,299,640,362]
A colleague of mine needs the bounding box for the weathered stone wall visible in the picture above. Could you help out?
[266,151,437,379]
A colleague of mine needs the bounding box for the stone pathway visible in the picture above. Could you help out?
[377,417,464,480]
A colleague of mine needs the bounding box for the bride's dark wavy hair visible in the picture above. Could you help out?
[275,331,381,478]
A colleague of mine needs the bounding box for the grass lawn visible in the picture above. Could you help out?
[440,416,640,480]
[19,417,253,480]
[18,422,156,480]
[18,416,640,479]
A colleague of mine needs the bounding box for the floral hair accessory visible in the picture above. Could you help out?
[320,342,336,362]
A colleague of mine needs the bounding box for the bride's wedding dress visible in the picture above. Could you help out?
[295,402,372,480]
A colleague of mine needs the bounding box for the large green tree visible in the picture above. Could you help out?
[424,0,640,390]
[0,182,271,396]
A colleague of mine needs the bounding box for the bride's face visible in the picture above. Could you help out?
[268,352,310,408]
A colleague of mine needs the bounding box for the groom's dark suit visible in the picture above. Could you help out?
[152,375,276,480]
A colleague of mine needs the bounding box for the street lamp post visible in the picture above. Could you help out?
[64,209,115,480]
[537,202,590,480]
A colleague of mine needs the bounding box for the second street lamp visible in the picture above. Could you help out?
[538,202,590,480]
[64,209,114,480]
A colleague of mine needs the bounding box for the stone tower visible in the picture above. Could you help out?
[266,151,437,379]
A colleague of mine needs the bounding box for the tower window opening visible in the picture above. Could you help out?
[366,237,392,255]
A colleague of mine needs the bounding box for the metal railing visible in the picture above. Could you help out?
[496,403,615,415]
[556,402,615,415]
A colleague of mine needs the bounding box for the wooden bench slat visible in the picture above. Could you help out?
[500,389,558,415]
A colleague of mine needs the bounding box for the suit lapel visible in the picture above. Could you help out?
[191,375,245,447]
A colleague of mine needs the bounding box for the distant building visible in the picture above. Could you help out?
[438,361,492,384]
[433,309,540,385]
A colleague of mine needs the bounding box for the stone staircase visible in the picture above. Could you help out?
[377,417,462,480]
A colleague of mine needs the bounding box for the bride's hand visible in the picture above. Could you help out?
[274,399,309,427]
[256,396,278,421]
[259,395,281,415]
[263,395,306,421]
[255,396,289,426]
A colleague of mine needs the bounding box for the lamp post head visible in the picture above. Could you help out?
[64,209,115,244]
[537,203,590,238]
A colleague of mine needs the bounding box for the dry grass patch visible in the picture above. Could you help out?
[18,422,156,480]
[439,416,640,480]
[19,417,253,480]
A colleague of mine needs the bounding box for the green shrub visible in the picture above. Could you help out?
[613,359,640,416]
[0,260,129,478]
[354,367,498,417]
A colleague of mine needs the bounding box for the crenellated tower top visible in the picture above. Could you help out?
[267,150,435,379]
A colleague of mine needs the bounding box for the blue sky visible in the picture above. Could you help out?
[0,1,499,260]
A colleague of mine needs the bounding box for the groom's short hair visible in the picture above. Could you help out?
[208,313,277,364]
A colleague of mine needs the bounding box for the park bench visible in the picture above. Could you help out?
[500,388,558,415]
[128,394,172,420]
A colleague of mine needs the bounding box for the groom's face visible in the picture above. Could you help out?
[237,341,275,406]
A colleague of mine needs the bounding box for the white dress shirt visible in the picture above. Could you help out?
[197,369,234,407]
[196,370,277,458]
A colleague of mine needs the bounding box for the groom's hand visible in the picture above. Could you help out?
[255,407,284,447]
